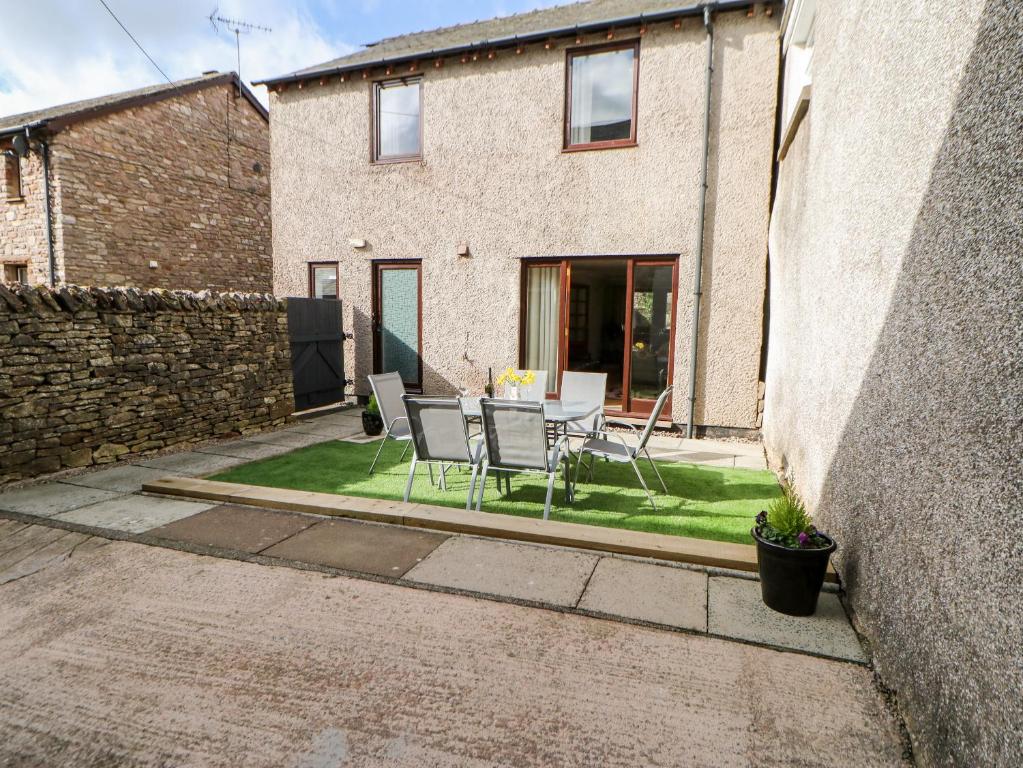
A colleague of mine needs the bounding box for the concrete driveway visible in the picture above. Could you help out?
[0,525,909,767]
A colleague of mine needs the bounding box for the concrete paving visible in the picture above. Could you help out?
[0,534,909,767]
[708,576,868,663]
[0,481,124,517]
[147,504,317,553]
[577,557,708,631]
[52,495,216,534]
[243,430,335,448]
[61,464,171,494]
[262,517,450,578]
[194,439,298,461]
[135,450,247,477]
[405,537,600,607]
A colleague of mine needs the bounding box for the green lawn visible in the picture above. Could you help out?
[210,440,781,544]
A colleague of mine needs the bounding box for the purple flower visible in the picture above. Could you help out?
[797,532,811,547]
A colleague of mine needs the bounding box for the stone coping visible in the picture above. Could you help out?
[0,282,283,316]
[142,477,839,583]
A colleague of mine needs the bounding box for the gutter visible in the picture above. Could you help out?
[686,5,715,439]
[254,0,755,87]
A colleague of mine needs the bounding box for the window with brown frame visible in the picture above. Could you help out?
[564,41,640,151]
[372,77,423,163]
[3,152,22,201]
[308,262,339,300]
[3,263,28,285]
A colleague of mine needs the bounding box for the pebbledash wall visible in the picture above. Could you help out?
[764,1,1022,765]
[0,283,293,487]
[0,74,271,292]
[269,9,778,431]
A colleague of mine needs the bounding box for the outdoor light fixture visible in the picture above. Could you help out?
[349,238,367,249]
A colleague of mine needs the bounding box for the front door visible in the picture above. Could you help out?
[373,261,422,391]
[521,256,677,418]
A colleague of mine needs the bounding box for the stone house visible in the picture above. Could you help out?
[0,72,271,292]
[259,0,779,434]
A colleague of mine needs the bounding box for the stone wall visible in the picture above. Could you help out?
[764,1,1022,765]
[0,147,50,285]
[0,283,293,486]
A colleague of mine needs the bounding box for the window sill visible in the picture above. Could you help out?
[4,196,24,204]
[562,141,638,154]
[371,155,423,166]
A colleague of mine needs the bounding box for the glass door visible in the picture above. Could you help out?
[374,262,422,390]
[624,261,676,414]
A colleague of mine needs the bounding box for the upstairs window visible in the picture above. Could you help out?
[3,152,22,201]
[373,77,422,163]
[565,41,640,151]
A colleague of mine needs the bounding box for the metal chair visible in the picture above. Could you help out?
[476,398,574,520]
[401,396,483,510]
[559,371,607,437]
[367,372,412,475]
[573,388,671,509]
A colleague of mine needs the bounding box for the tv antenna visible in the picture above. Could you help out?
[208,8,272,82]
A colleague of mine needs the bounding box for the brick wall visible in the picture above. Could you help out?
[56,82,271,291]
[0,283,294,486]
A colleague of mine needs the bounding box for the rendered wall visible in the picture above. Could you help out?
[763,1,1022,764]
[269,10,778,429]
[0,284,293,486]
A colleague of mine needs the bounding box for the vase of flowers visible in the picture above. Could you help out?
[495,368,535,400]
[752,488,836,616]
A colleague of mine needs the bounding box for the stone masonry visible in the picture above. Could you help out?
[0,283,293,486]
[0,73,271,292]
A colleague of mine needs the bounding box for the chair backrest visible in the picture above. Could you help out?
[636,388,673,450]
[479,398,549,471]
[367,372,406,428]
[560,371,607,432]
[402,396,473,463]
[514,370,548,402]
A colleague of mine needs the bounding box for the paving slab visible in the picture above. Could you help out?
[0,530,93,585]
[0,481,124,517]
[52,495,216,534]
[404,537,599,607]
[136,451,247,477]
[262,518,448,578]
[147,504,317,554]
[242,430,331,448]
[733,455,769,470]
[194,440,297,461]
[708,576,867,663]
[577,557,708,631]
[0,525,74,564]
[283,422,363,439]
[62,465,173,494]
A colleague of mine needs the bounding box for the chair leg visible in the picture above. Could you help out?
[629,455,657,510]
[398,440,411,463]
[573,450,586,488]
[476,463,489,512]
[403,457,418,502]
[562,456,573,504]
[644,448,668,493]
[543,470,557,521]
[369,434,389,475]
[428,463,435,485]
[439,463,448,491]
[466,462,480,511]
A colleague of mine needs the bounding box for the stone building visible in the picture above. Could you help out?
[0,72,271,292]
[258,0,778,434]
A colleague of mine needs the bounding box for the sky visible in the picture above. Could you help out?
[0,0,565,116]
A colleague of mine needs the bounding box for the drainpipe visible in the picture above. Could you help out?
[38,134,56,287]
[686,5,714,439]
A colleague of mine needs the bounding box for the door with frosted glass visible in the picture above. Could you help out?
[373,262,422,390]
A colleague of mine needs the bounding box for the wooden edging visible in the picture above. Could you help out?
[142,477,838,582]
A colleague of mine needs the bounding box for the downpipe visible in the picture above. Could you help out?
[39,134,56,287]
[686,5,714,438]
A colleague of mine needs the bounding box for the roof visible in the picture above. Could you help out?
[255,0,760,87]
[0,72,268,137]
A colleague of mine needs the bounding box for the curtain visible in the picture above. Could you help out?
[525,266,560,393]
[570,56,595,145]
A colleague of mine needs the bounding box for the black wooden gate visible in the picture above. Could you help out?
[287,298,347,411]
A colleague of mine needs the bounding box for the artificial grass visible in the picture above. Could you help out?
[210,440,782,545]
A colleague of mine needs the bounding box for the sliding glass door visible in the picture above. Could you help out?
[521,257,677,417]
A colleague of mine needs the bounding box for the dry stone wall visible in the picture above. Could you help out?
[0,283,293,486]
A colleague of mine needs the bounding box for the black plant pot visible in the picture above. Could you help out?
[362,411,383,436]
[752,529,837,616]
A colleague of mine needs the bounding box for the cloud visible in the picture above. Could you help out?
[0,0,354,115]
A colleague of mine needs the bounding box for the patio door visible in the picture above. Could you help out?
[521,257,677,418]
[373,261,422,391]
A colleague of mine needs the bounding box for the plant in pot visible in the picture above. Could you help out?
[361,394,384,436]
[752,488,836,616]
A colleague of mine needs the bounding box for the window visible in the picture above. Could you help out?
[373,77,422,162]
[565,41,639,151]
[3,153,22,201]
[309,263,339,300]
[3,263,28,284]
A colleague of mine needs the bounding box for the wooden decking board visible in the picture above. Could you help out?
[141,477,837,582]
